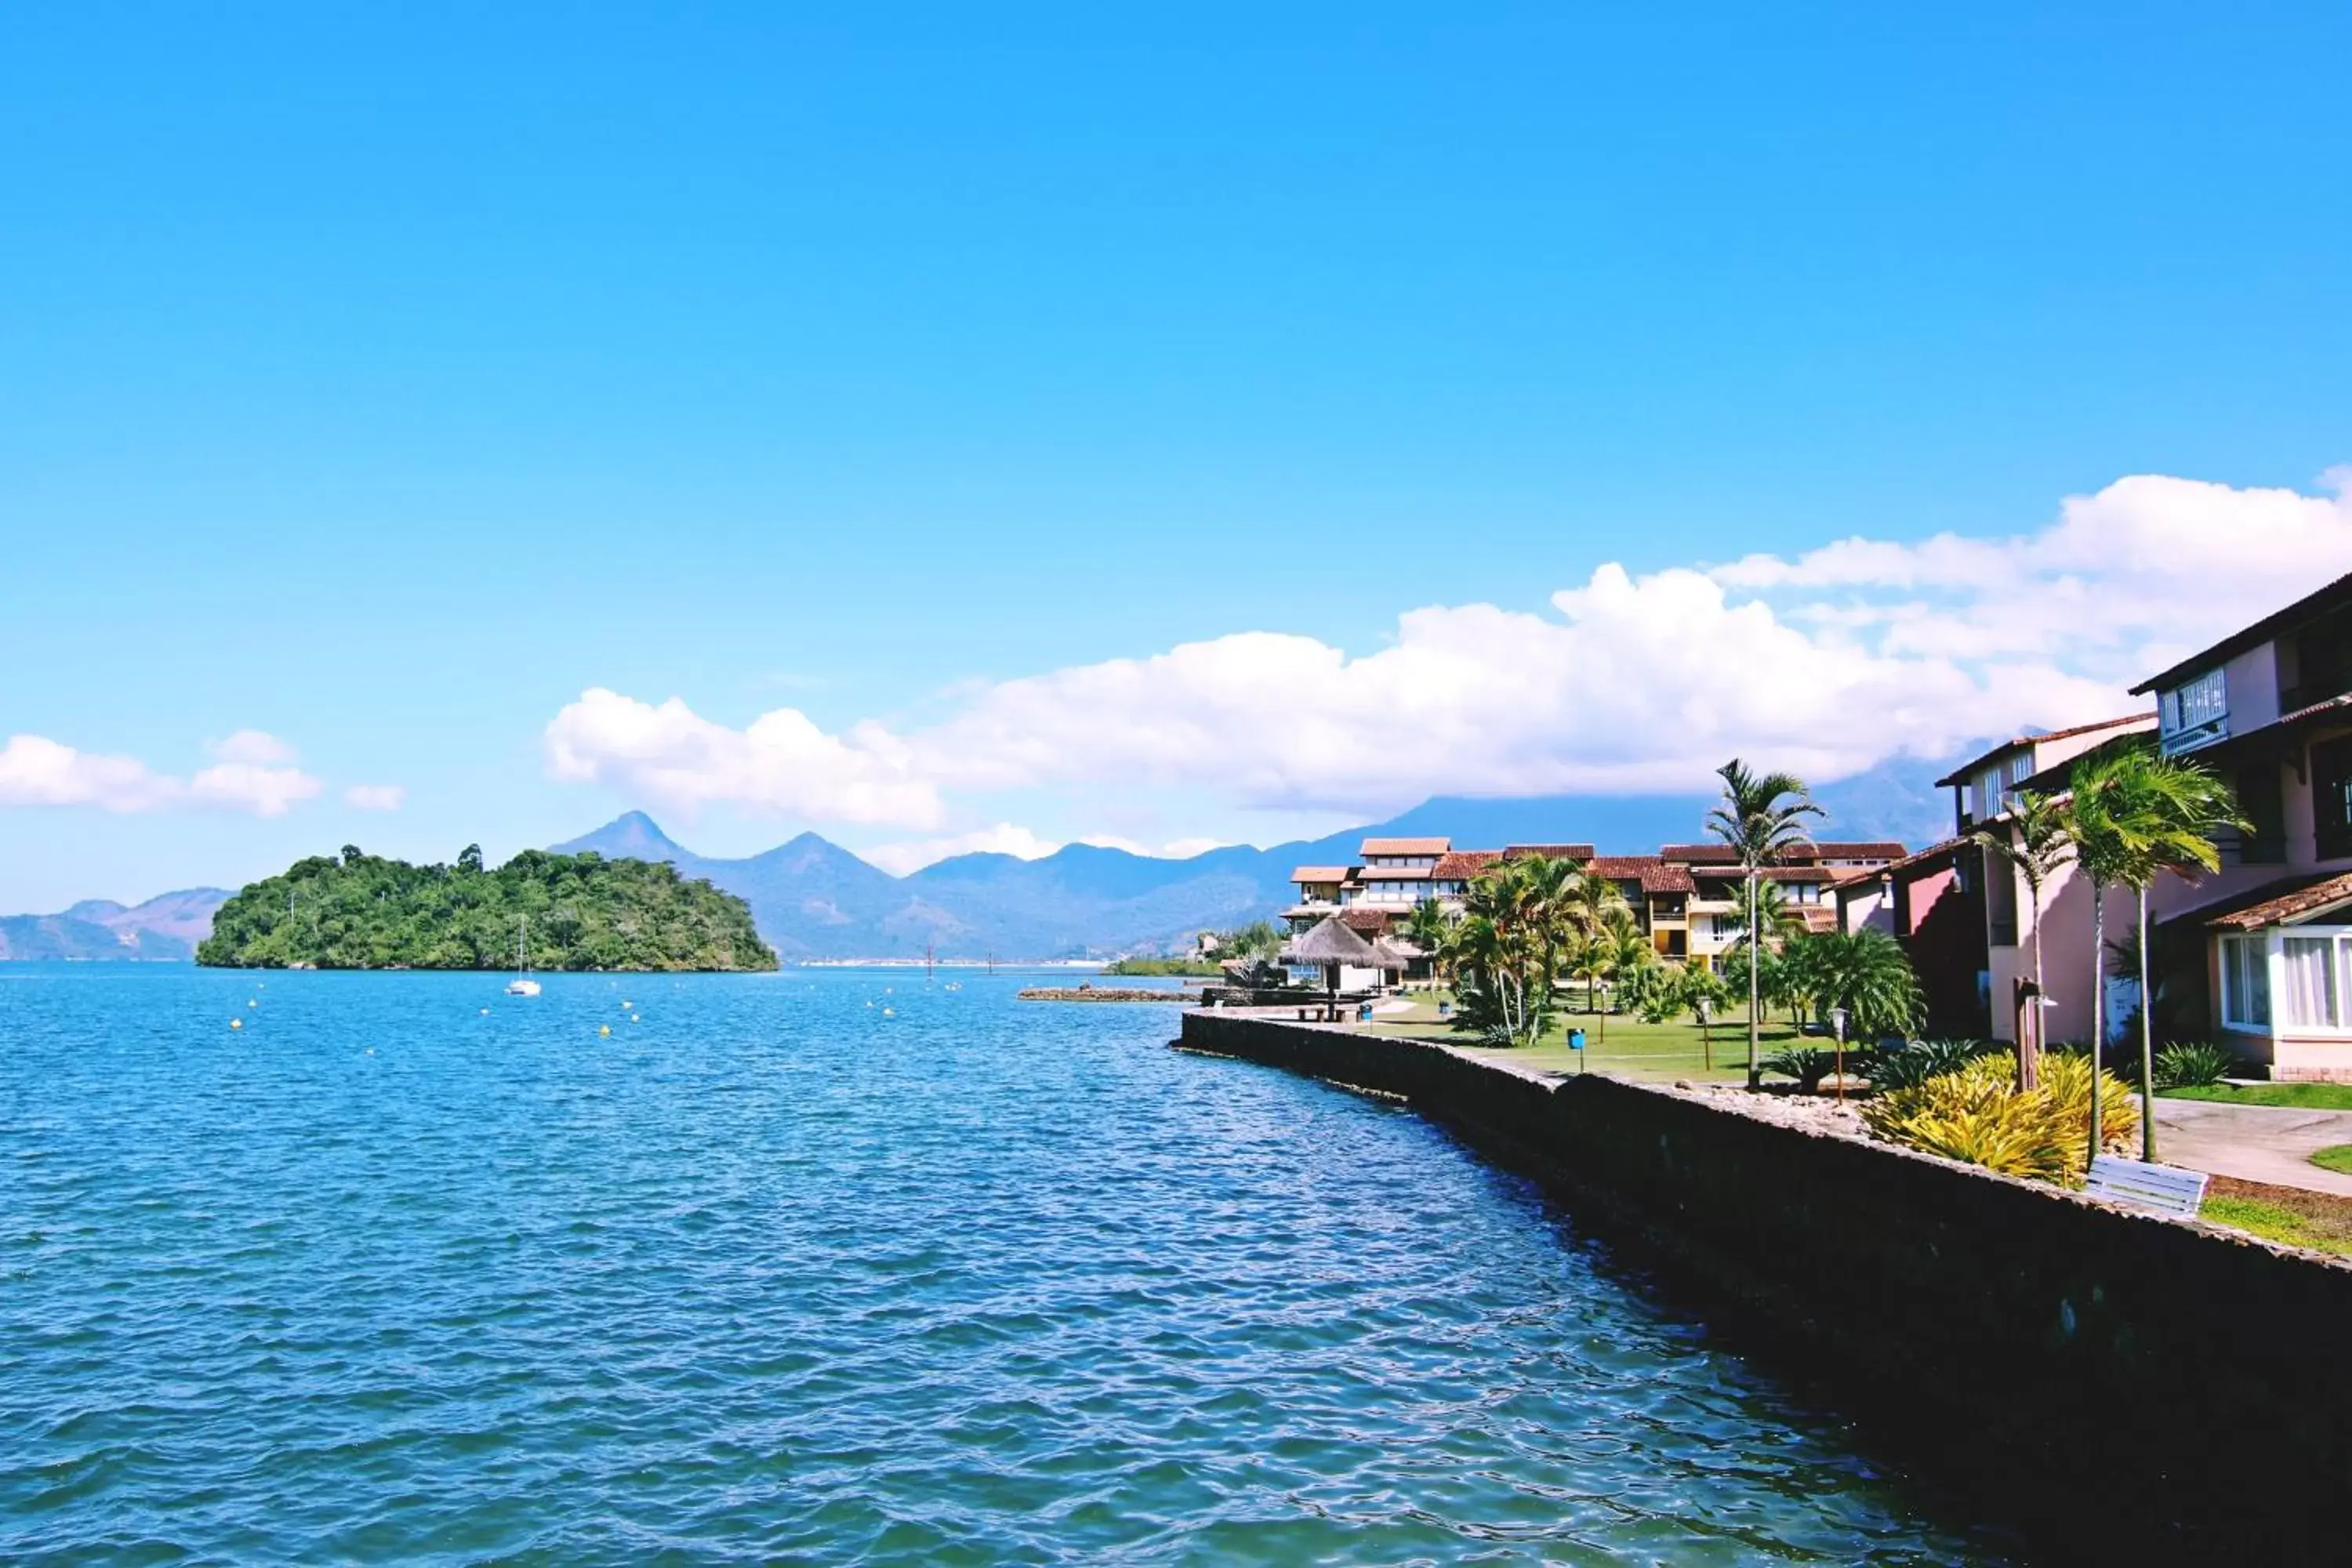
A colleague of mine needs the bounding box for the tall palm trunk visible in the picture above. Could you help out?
[2137,886,2158,1162]
[2088,880,2106,1171]
[2023,882,2044,1092]
[1745,870,1762,1090]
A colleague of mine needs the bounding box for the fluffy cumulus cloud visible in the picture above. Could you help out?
[544,688,944,827]
[344,784,407,811]
[543,470,2351,833]
[0,731,322,816]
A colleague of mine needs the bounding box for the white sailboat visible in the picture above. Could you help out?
[505,914,542,996]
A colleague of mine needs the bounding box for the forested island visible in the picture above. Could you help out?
[197,845,778,971]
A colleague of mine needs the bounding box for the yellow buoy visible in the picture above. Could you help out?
[599,1024,612,1036]
[229,1018,242,1029]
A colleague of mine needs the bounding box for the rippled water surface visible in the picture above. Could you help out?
[2,966,2009,1562]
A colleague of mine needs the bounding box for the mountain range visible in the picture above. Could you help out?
[0,888,231,961]
[1,749,1960,962]
[549,754,1957,960]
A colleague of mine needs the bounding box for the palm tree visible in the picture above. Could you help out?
[1401,898,1456,992]
[1717,877,1807,981]
[1708,760,1824,1089]
[1798,929,1925,1039]
[1595,908,1653,1046]
[1563,869,1633,1011]
[1969,790,2074,1091]
[2071,748,2241,1162]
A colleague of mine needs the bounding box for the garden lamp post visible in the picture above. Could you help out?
[1597,980,1611,1048]
[1828,1006,1849,1102]
[1696,996,1712,1072]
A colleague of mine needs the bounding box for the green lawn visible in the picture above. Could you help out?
[2310,1144,2352,1176]
[1356,993,1806,1083]
[2161,1082,2352,1111]
[2203,1184,2352,1258]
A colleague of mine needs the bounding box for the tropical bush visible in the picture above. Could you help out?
[1762,1045,1838,1092]
[1780,929,1925,1040]
[1862,1051,2137,1185]
[1867,1037,1998,1092]
[2154,1041,2236,1090]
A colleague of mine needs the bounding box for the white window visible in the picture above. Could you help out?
[2161,669,2230,753]
[2281,936,2343,1029]
[2222,935,2270,1029]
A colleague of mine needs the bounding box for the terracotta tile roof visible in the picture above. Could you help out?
[1502,843,1597,862]
[1359,837,1449,856]
[1672,841,1905,866]
[1584,855,1697,894]
[1693,864,1844,884]
[1338,908,1396,934]
[1837,837,1965,884]
[1933,714,2157,787]
[2161,871,2352,933]
[1288,866,1353,884]
[1431,850,1502,880]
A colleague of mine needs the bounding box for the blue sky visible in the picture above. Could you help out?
[5,3,2350,908]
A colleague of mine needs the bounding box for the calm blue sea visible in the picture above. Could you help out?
[0,965,2007,1563]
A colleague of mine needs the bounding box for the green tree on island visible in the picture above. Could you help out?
[198,844,776,971]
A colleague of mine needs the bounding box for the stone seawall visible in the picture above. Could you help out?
[1180,1011,2352,1559]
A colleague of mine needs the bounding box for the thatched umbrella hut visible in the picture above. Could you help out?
[1282,915,1379,1017]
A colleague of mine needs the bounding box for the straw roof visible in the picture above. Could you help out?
[1282,915,1379,963]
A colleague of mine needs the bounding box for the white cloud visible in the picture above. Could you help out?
[544,688,943,826]
[209,728,299,765]
[542,470,2350,836]
[0,734,322,816]
[345,784,407,811]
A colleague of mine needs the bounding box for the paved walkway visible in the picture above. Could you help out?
[2147,1098,2352,1196]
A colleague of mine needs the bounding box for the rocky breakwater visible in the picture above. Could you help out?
[1177,1010,2352,1562]
[1018,985,1191,1002]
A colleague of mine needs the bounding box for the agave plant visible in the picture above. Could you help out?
[1762,1044,1838,1093]
[1867,1037,1996,1093]
[2153,1040,2235,1090]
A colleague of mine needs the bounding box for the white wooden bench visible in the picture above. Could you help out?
[2084,1156,2209,1218]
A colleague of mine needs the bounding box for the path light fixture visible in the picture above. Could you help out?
[1828,1006,1849,1102]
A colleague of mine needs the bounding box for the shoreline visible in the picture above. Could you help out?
[1179,1009,2352,1561]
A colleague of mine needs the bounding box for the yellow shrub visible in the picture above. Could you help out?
[1861,1051,2139,1185]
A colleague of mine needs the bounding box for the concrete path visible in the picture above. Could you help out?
[2146,1098,2352,1196]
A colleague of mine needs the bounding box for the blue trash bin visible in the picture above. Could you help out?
[1568,1028,1586,1051]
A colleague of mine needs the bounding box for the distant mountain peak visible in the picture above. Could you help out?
[552,810,689,862]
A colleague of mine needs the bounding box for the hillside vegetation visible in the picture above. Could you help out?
[197,845,777,971]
